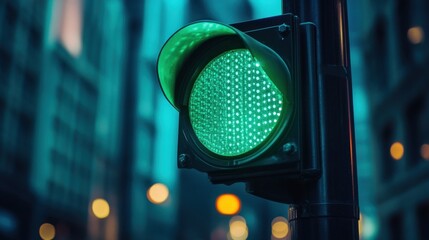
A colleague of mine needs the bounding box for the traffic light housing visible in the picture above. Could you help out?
[157,14,320,186]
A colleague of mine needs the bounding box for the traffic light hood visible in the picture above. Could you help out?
[157,21,290,110]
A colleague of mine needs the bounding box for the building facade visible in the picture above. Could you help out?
[362,0,429,239]
[0,0,43,238]
[0,0,127,239]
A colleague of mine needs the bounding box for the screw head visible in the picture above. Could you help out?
[178,154,190,168]
[278,24,291,38]
[283,143,297,155]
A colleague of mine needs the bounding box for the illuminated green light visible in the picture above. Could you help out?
[189,49,284,157]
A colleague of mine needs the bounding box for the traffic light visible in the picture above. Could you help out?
[157,14,320,185]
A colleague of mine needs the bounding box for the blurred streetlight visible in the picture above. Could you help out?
[147,183,169,204]
[39,223,55,240]
[216,194,241,215]
[271,216,289,239]
[92,198,110,219]
[407,26,424,44]
[421,144,429,160]
[390,142,404,160]
[229,216,248,240]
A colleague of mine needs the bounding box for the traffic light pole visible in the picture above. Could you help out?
[283,0,359,239]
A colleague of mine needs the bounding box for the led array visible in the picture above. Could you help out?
[189,49,284,157]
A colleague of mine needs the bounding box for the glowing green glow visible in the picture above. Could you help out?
[189,49,284,157]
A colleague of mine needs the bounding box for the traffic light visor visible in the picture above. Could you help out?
[157,22,236,109]
[157,21,290,110]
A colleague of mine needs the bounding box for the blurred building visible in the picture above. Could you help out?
[0,0,126,239]
[361,0,429,239]
[0,1,41,238]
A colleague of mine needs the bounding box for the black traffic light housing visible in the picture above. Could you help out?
[157,2,360,237]
[157,14,320,190]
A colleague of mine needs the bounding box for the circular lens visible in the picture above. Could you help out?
[189,49,285,157]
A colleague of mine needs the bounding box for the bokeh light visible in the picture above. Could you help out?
[271,216,289,239]
[216,194,241,215]
[359,214,363,238]
[147,183,169,204]
[421,144,429,160]
[39,223,55,240]
[407,26,424,44]
[360,214,378,239]
[390,142,404,160]
[229,216,248,240]
[92,198,110,219]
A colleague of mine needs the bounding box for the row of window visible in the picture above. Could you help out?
[366,0,429,103]
[0,0,42,179]
[388,201,429,240]
[377,80,429,179]
[48,179,89,216]
[0,1,43,62]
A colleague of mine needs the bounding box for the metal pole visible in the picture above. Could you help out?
[283,0,360,239]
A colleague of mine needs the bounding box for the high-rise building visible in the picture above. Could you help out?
[0,1,43,238]
[361,0,429,239]
[0,0,127,239]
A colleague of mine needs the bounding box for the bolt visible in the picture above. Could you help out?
[278,24,291,39]
[283,142,297,155]
[178,154,190,168]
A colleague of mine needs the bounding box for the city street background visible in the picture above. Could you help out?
[0,0,428,239]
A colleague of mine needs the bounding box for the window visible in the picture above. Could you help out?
[52,0,83,56]
[388,213,403,240]
[381,124,394,180]
[1,3,18,48]
[373,19,389,91]
[405,96,425,165]
[0,50,11,89]
[28,27,42,59]
[22,70,38,105]
[417,202,429,239]
[396,0,412,66]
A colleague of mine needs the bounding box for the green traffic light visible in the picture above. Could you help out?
[189,49,285,157]
[157,20,294,162]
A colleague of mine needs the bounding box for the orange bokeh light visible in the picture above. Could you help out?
[421,144,429,160]
[91,198,110,219]
[408,26,424,44]
[271,217,289,239]
[39,223,55,240]
[216,194,241,215]
[147,183,169,204]
[390,142,404,160]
